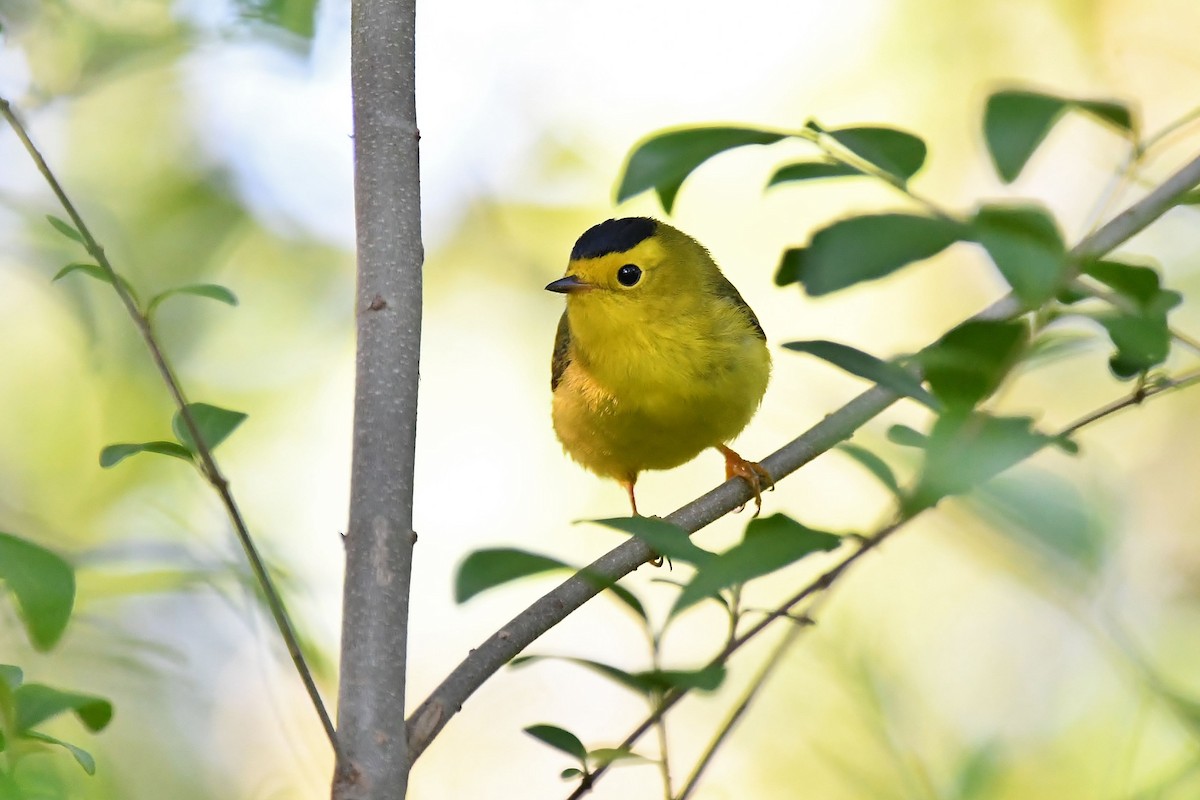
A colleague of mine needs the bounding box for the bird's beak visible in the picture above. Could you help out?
[545,275,593,294]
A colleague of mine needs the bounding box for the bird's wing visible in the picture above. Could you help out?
[711,273,766,341]
[551,310,572,391]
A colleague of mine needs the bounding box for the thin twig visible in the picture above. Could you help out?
[674,605,816,800]
[406,148,1200,762]
[569,364,1200,797]
[0,96,338,752]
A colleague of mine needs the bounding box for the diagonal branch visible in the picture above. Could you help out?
[0,96,338,751]
[405,150,1200,762]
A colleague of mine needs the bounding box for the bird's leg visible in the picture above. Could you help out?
[717,444,774,516]
[622,478,640,517]
[623,475,667,567]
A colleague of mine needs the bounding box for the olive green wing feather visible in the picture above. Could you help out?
[711,273,766,341]
[551,311,572,391]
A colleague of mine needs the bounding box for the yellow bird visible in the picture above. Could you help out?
[546,217,772,516]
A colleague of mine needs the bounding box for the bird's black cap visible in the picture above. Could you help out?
[570,217,657,261]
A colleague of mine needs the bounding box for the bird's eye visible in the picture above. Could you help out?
[616,264,642,287]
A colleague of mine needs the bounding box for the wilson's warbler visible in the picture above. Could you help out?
[546,217,772,516]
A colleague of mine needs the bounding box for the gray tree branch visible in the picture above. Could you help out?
[332,0,423,796]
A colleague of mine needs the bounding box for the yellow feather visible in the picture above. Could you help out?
[547,218,771,512]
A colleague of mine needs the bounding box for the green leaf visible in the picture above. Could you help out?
[512,655,724,697]
[782,340,940,410]
[454,548,567,603]
[15,684,112,732]
[767,160,862,187]
[172,402,248,454]
[148,283,239,314]
[827,126,927,182]
[512,656,647,695]
[983,91,1069,182]
[99,441,194,468]
[972,204,1068,308]
[590,517,715,566]
[0,665,23,690]
[524,724,588,763]
[46,215,83,244]
[776,214,965,295]
[887,425,927,448]
[454,547,646,620]
[968,469,1110,573]
[1074,100,1135,134]
[673,515,841,615]
[617,127,787,212]
[561,768,584,780]
[983,91,1134,182]
[21,730,97,775]
[1176,189,1200,206]
[917,320,1029,409]
[0,532,75,651]
[908,413,1061,512]
[1083,258,1180,313]
[837,444,901,495]
[236,0,319,39]
[634,664,726,694]
[1092,311,1171,379]
[52,262,139,301]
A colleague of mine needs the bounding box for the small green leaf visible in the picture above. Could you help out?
[782,340,940,410]
[148,283,239,313]
[827,126,927,182]
[512,656,650,696]
[887,425,927,448]
[455,548,567,603]
[908,412,1060,513]
[917,320,1030,409]
[561,768,584,780]
[972,203,1068,308]
[455,547,646,619]
[0,665,23,690]
[837,444,901,495]
[673,515,841,615]
[767,160,862,187]
[172,402,248,454]
[984,91,1134,182]
[776,214,965,295]
[21,730,97,775]
[15,684,112,732]
[1092,311,1171,379]
[1083,258,1179,312]
[1176,189,1200,206]
[236,0,319,39]
[99,441,194,468]
[617,127,787,212]
[0,532,75,651]
[524,724,588,763]
[52,262,139,300]
[46,215,84,243]
[1074,100,1135,134]
[590,517,715,566]
[635,664,726,694]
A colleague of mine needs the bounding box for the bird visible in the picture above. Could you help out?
[546,216,772,517]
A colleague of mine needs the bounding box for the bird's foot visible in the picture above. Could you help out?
[718,444,774,516]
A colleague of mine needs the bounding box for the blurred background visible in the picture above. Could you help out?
[2,0,1200,797]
